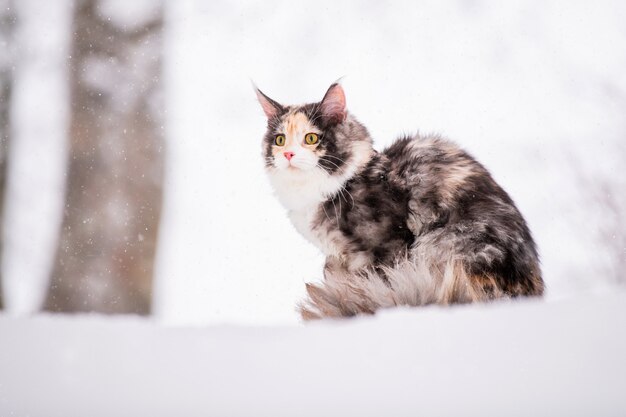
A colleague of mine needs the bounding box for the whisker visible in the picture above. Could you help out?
[337,183,342,220]
[318,157,343,169]
[340,185,355,208]
[320,154,357,167]
[322,154,359,168]
[318,156,359,174]
[321,200,332,222]
[328,191,340,226]
[321,154,349,163]
[320,158,339,168]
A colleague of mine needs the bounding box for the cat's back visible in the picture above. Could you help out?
[382,132,526,228]
[382,133,542,297]
[382,133,494,203]
[383,133,483,175]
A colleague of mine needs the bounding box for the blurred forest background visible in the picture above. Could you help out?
[0,0,624,323]
[0,0,163,315]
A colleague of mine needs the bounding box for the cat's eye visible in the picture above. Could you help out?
[275,134,286,146]
[305,133,319,145]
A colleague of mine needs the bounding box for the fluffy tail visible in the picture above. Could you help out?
[299,258,507,320]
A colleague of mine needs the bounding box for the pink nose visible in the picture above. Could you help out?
[284,151,295,161]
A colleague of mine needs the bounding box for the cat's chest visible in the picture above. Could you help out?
[288,206,340,257]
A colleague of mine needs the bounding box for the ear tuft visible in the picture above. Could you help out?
[254,86,283,119]
[320,83,347,125]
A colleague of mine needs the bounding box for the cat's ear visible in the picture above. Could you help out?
[254,86,284,119]
[320,83,347,125]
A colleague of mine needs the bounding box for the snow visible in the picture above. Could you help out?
[1,290,625,416]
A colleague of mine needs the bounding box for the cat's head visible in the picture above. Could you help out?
[256,83,373,209]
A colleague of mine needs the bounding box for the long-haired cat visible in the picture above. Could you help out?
[256,83,543,320]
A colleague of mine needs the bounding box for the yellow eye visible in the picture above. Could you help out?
[305,133,319,145]
[275,134,286,146]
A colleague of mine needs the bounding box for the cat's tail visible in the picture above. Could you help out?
[298,258,505,320]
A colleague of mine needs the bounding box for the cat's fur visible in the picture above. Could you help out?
[256,83,543,320]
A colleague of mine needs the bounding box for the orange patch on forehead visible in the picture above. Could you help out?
[283,112,314,137]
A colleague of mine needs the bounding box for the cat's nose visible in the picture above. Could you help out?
[284,152,295,161]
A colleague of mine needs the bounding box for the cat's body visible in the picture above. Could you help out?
[257,83,543,319]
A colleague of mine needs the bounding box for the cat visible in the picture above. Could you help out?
[256,82,544,320]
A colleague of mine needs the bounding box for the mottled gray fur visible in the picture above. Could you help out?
[257,83,543,320]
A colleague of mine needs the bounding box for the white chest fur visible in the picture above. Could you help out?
[288,206,338,257]
[266,141,374,258]
[268,167,345,257]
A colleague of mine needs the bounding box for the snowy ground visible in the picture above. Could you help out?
[1,289,625,417]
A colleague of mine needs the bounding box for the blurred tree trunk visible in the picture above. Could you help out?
[0,0,15,311]
[44,0,164,314]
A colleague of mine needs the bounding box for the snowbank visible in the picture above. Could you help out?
[2,290,625,416]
